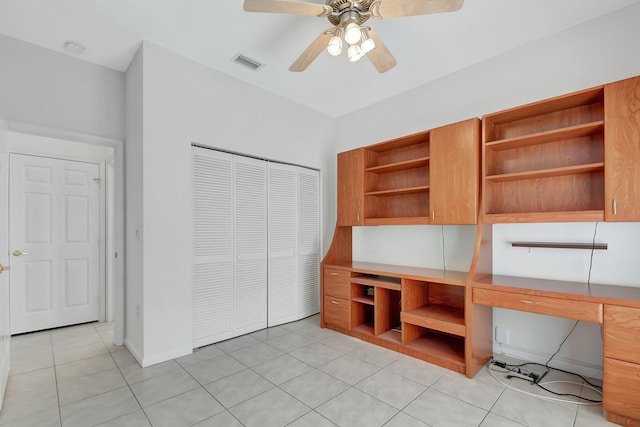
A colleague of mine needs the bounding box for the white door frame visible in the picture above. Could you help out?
[2,122,124,345]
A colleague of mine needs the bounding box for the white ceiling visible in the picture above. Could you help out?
[1,0,638,117]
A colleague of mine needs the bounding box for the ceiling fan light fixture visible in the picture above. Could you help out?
[360,29,376,54]
[347,44,363,62]
[344,22,362,45]
[327,35,343,56]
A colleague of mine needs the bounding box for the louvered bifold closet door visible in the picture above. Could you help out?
[233,156,268,336]
[267,163,299,327]
[298,168,320,318]
[192,148,234,347]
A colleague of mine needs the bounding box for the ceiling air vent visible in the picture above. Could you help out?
[232,54,264,71]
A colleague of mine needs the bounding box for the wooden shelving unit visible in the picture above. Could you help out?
[323,76,640,425]
[482,86,606,222]
[363,131,431,225]
[336,118,480,226]
[321,261,480,376]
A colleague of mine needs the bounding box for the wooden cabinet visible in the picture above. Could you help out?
[336,119,481,226]
[604,358,640,424]
[322,268,351,330]
[430,118,481,224]
[337,149,365,226]
[322,262,487,377]
[603,304,640,425]
[481,75,640,223]
[605,76,640,222]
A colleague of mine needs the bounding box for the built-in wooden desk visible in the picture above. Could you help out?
[471,275,640,427]
[322,261,492,378]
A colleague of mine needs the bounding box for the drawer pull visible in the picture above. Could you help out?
[331,300,339,305]
[330,272,339,276]
[520,299,539,305]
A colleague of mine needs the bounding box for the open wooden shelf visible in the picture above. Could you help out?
[486,163,604,183]
[484,86,604,141]
[485,121,604,151]
[403,328,466,369]
[483,210,604,224]
[402,305,465,337]
[511,242,608,250]
[365,217,431,226]
[352,295,374,305]
[352,323,374,336]
[352,275,401,291]
[366,157,429,174]
[482,84,606,221]
[365,186,429,196]
[378,329,402,344]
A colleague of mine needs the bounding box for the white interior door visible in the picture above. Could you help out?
[268,163,299,327]
[233,156,267,336]
[192,149,234,347]
[298,168,320,318]
[9,154,100,334]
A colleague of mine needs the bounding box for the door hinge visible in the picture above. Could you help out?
[93,178,102,188]
[97,295,101,306]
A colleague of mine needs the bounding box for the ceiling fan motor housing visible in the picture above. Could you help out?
[327,0,372,26]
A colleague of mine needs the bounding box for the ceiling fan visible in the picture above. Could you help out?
[243,0,464,73]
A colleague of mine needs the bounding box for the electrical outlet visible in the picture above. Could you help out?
[495,326,509,344]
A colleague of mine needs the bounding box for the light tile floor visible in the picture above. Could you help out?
[0,315,618,427]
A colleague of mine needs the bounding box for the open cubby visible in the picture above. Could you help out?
[402,279,465,337]
[351,283,374,305]
[374,287,401,337]
[483,86,607,222]
[351,300,374,336]
[402,324,465,370]
[362,131,431,225]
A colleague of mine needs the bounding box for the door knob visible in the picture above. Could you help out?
[0,263,9,274]
[13,250,29,257]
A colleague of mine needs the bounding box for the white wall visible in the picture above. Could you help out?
[353,225,476,272]
[336,2,640,376]
[124,46,145,361]
[0,116,9,409]
[0,34,124,141]
[0,33,126,347]
[129,42,336,365]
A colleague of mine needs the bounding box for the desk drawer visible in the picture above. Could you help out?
[603,357,640,421]
[604,305,640,363]
[324,268,350,299]
[473,288,602,323]
[324,296,350,330]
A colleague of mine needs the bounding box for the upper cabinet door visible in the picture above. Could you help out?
[430,118,481,224]
[337,148,365,226]
[605,76,640,222]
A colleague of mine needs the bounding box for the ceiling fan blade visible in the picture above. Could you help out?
[366,28,397,73]
[372,0,463,20]
[289,31,333,72]
[244,0,332,17]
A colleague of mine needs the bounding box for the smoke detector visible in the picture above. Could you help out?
[63,41,86,55]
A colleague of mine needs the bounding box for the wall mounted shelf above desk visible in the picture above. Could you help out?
[510,242,608,250]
